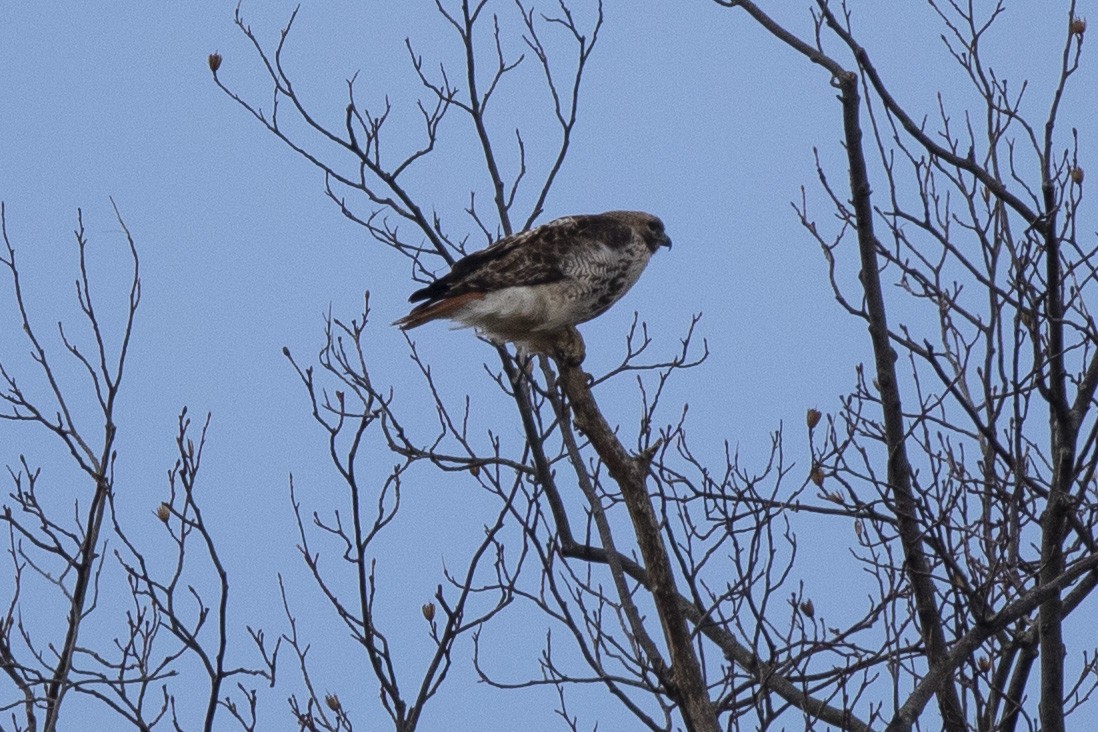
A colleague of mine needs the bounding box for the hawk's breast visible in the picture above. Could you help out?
[559,238,652,323]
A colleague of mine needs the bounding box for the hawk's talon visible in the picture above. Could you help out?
[548,326,587,368]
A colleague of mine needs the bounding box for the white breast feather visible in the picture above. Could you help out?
[452,286,554,329]
[563,241,616,278]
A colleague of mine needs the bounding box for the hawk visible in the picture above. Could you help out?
[393,211,671,355]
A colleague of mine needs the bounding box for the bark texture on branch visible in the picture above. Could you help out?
[550,328,717,732]
[832,70,965,732]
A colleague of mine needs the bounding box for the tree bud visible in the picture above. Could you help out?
[208,52,222,73]
[156,503,170,522]
[1070,167,1084,184]
[422,602,435,621]
[806,408,822,430]
[325,694,341,711]
[1070,17,1086,36]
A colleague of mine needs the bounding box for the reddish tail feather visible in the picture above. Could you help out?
[392,291,486,330]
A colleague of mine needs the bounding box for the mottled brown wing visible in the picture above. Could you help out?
[408,225,563,303]
[407,214,634,304]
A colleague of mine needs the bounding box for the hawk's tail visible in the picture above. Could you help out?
[392,292,485,331]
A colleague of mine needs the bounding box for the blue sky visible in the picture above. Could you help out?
[0,2,1091,729]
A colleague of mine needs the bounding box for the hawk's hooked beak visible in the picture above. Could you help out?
[659,234,673,250]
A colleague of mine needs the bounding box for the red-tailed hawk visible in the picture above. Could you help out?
[393,211,671,352]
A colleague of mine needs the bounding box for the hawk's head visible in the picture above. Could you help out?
[606,211,672,253]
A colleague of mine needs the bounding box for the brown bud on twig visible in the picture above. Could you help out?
[469,463,481,477]
[1070,17,1086,36]
[156,503,170,522]
[810,466,825,487]
[208,52,222,73]
[1070,167,1085,185]
[421,602,435,622]
[806,408,822,430]
[800,599,815,618]
[325,694,341,712]
[977,656,991,672]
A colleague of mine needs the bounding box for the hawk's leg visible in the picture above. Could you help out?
[545,326,586,368]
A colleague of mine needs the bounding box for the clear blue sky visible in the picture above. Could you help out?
[0,2,1089,729]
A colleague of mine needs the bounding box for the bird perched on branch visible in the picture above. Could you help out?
[393,211,671,360]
